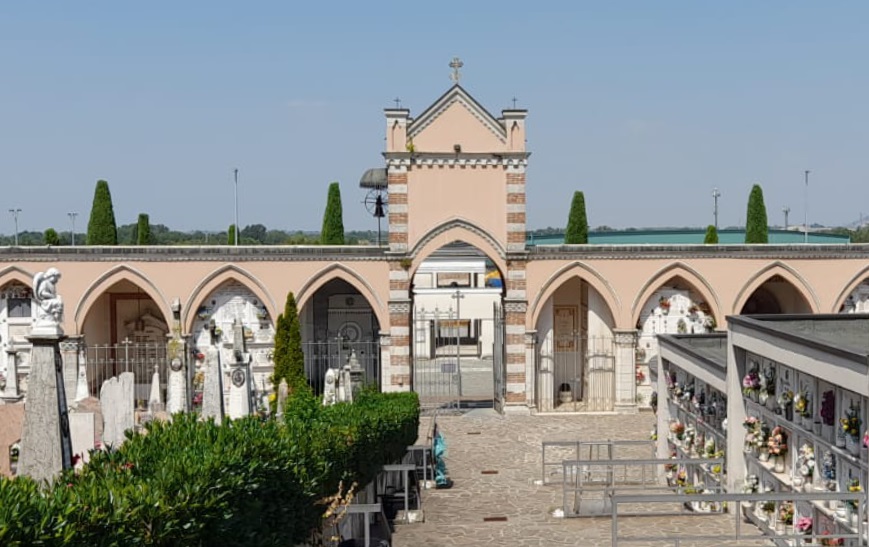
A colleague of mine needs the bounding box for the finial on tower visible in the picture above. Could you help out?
[449,57,463,84]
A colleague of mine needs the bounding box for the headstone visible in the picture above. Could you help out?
[276,379,288,418]
[74,396,104,449]
[346,350,365,402]
[201,347,224,423]
[0,404,25,477]
[99,372,135,448]
[147,365,163,413]
[74,351,90,403]
[166,357,188,414]
[18,332,73,482]
[69,412,95,467]
[1,349,22,402]
[323,368,338,406]
[227,321,252,419]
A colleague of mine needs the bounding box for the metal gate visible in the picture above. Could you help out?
[85,342,168,404]
[492,302,506,414]
[412,306,498,412]
[303,339,380,396]
[536,334,615,412]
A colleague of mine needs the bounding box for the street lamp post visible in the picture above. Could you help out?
[233,169,239,246]
[67,212,78,246]
[782,206,790,231]
[804,170,810,244]
[8,208,21,247]
[712,188,721,231]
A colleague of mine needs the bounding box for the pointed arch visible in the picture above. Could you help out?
[630,262,722,329]
[833,263,869,313]
[74,265,172,332]
[408,218,507,277]
[183,264,276,333]
[0,265,34,289]
[296,263,387,329]
[732,261,819,314]
[528,261,621,329]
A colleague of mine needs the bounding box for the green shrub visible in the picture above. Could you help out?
[86,180,118,245]
[564,191,588,244]
[704,225,718,244]
[0,391,419,546]
[320,182,345,245]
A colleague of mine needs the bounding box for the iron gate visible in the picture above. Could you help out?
[536,334,615,412]
[85,342,169,404]
[303,339,380,396]
[492,302,506,414]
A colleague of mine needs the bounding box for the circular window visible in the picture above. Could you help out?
[338,321,361,342]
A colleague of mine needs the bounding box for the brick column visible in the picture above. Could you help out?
[387,164,408,253]
[613,329,639,414]
[385,260,412,392]
[505,165,526,253]
[504,256,529,408]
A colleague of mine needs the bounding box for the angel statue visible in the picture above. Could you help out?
[33,268,64,329]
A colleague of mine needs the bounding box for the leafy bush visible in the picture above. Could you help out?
[0,391,419,546]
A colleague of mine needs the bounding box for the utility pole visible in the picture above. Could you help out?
[712,188,721,231]
[804,170,810,244]
[233,169,239,246]
[67,212,78,246]
[451,289,465,404]
[8,208,21,247]
[782,206,790,231]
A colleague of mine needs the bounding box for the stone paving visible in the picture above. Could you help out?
[391,410,770,547]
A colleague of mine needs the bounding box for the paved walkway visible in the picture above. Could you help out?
[391,410,766,547]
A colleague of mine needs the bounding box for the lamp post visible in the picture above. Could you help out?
[804,170,810,244]
[67,212,78,246]
[782,206,790,231]
[233,169,239,246]
[712,188,721,231]
[8,208,21,247]
[451,289,465,403]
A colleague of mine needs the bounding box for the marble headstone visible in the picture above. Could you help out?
[201,347,224,423]
[166,357,188,414]
[69,412,95,467]
[100,372,135,448]
[276,379,288,418]
[227,321,251,419]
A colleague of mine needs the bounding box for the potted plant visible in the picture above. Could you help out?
[777,502,794,535]
[742,370,761,401]
[794,515,812,541]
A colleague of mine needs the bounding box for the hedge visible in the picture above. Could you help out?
[0,390,419,546]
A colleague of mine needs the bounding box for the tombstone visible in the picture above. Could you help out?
[166,357,188,414]
[345,350,365,402]
[100,372,135,448]
[0,404,25,477]
[1,349,23,403]
[276,379,288,417]
[147,365,163,413]
[323,368,338,406]
[69,412,95,467]
[74,350,90,403]
[227,321,252,419]
[201,347,224,423]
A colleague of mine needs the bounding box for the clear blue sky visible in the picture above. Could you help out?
[1,2,867,234]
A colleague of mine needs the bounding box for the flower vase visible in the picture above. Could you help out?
[775,520,785,535]
[759,447,770,462]
[846,435,860,457]
[813,421,822,436]
[802,476,813,492]
[766,397,777,411]
[774,455,786,473]
[836,429,847,448]
[803,415,813,430]
[785,405,794,422]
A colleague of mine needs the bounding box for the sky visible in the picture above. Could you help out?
[1,2,868,234]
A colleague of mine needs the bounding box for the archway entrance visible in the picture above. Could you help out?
[80,280,170,404]
[741,275,811,314]
[533,276,616,412]
[299,279,381,396]
[411,241,505,411]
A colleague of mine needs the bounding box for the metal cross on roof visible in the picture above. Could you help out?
[449,57,463,83]
[393,97,402,108]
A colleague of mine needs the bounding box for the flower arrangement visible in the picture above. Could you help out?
[767,426,788,456]
[649,427,657,441]
[778,501,794,525]
[9,442,19,463]
[847,478,862,510]
[743,416,760,431]
[821,450,836,482]
[675,468,687,487]
[777,389,794,408]
[820,533,844,546]
[658,296,671,311]
[635,366,645,385]
[841,404,861,440]
[761,500,776,515]
[669,421,685,440]
[797,443,815,478]
[704,438,716,458]
[864,430,869,448]
[794,390,811,417]
[742,474,759,494]
[742,370,760,397]
[795,516,813,535]
[759,367,776,404]
[820,390,836,426]
[692,391,705,413]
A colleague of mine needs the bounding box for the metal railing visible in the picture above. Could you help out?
[562,457,725,518]
[611,490,866,546]
[540,439,655,485]
[85,343,168,404]
[303,339,380,396]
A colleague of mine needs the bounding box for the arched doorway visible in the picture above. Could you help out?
[531,273,617,412]
[410,241,505,411]
[298,278,381,396]
[840,280,869,313]
[79,280,171,405]
[188,280,276,411]
[740,275,812,314]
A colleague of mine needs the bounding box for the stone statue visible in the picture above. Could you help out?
[33,268,64,333]
[323,368,338,406]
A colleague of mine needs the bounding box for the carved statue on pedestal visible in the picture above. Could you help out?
[33,268,64,334]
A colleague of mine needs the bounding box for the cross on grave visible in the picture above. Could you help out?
[449,57,463,83]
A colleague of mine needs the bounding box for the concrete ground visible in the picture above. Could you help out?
[391,410,768,547]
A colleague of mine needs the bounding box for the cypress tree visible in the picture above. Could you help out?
[43,228,60,246]
[227,224,236,246]
[745,184,769,244]
[564,191,588,244]
[136,213,151,245]
[704,225,719,244]
[271,291,310,398]
[320,182,345,245]
[86,180,118,245]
